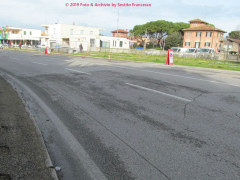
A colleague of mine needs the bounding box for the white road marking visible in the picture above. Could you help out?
[126,83,192,102]
[65,68,90,75]
[114,66,240,88]
[32,62,48,66]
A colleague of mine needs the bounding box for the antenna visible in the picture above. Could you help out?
[117,7,119,37]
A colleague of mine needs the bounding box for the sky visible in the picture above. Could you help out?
[0,0,240,36]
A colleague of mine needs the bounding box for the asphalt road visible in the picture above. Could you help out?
[0,49,240,180]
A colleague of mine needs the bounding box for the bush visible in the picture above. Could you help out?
[165,32,183,50]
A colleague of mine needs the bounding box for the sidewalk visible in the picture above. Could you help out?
[0,77,57,180]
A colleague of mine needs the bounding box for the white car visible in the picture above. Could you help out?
[171,47,181,52]
[196,48,216,58]
[197,48,215,54]
[186,48,197,53]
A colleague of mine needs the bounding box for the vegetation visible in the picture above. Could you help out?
[7,48,240,71]
[165,32,183,50]
[229,31,240,39]
[130,20,189,50]
[81,51,240,71]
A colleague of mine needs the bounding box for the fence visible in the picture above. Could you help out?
[8,46,240,62]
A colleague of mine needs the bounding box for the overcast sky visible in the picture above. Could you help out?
[1,0,240,35]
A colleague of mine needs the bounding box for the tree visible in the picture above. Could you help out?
[229,31,240,39]
[173,22,190,36]
[165,32,183,50]
[130,24,150,49]
[147,20,175,49]
[131,20,189,50]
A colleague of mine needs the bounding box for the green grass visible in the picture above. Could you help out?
[75,51,240,71]
[6,48,240,71]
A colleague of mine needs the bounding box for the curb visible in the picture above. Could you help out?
[0,72,59,180]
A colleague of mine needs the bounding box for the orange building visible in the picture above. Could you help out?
[183,19,226,52]
[111,29,129,39]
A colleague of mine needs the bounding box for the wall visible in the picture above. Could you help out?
[183,31,224,52]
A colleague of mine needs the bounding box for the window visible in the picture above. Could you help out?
[24,31,26,35]
[192,23,198,27]
[196,32,201,37]
[70,29,73,35]
[206,32,212,37]
[30,31,32,36]
[90,31,93,35]
[113,41,116,47]
[204,42,211,47]
[185,42,190,46]
[100,40,110,48]
[80,30,84,35]
[186,32,192,37]
[120,41,123,47]
[90,39,95,47]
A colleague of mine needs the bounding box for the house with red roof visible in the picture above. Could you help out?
[111,29,129,39]
[222,38,240,54]
[183,19,226,53]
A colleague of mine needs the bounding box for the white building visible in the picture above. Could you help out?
[0,26,41,46]
[40,24,130,51]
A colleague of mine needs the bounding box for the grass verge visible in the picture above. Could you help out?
[5,48,240,71]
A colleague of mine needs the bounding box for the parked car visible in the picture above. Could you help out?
[185,48,197,53]
[178,48,188,53]
[196,48,215,54]
[196,48,216,58]
[171,47,181,52]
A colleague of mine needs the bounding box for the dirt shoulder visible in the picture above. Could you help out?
[0,77,56,180]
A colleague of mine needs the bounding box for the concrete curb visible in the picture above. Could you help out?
[0,72,59,180]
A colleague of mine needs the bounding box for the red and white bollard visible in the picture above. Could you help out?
[166,49,174,65]
[45,47,50,55]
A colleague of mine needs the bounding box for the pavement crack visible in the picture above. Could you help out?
[184,92,205,119]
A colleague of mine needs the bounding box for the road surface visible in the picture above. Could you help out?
[0,50,240,180]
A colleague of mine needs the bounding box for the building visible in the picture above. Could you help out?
[40,24,130,51]
[222,38,240,54]
[111,29,129,39]
[0,26,41,46]
[183,19,226,52]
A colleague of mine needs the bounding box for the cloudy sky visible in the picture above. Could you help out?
[1,0,240,35]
